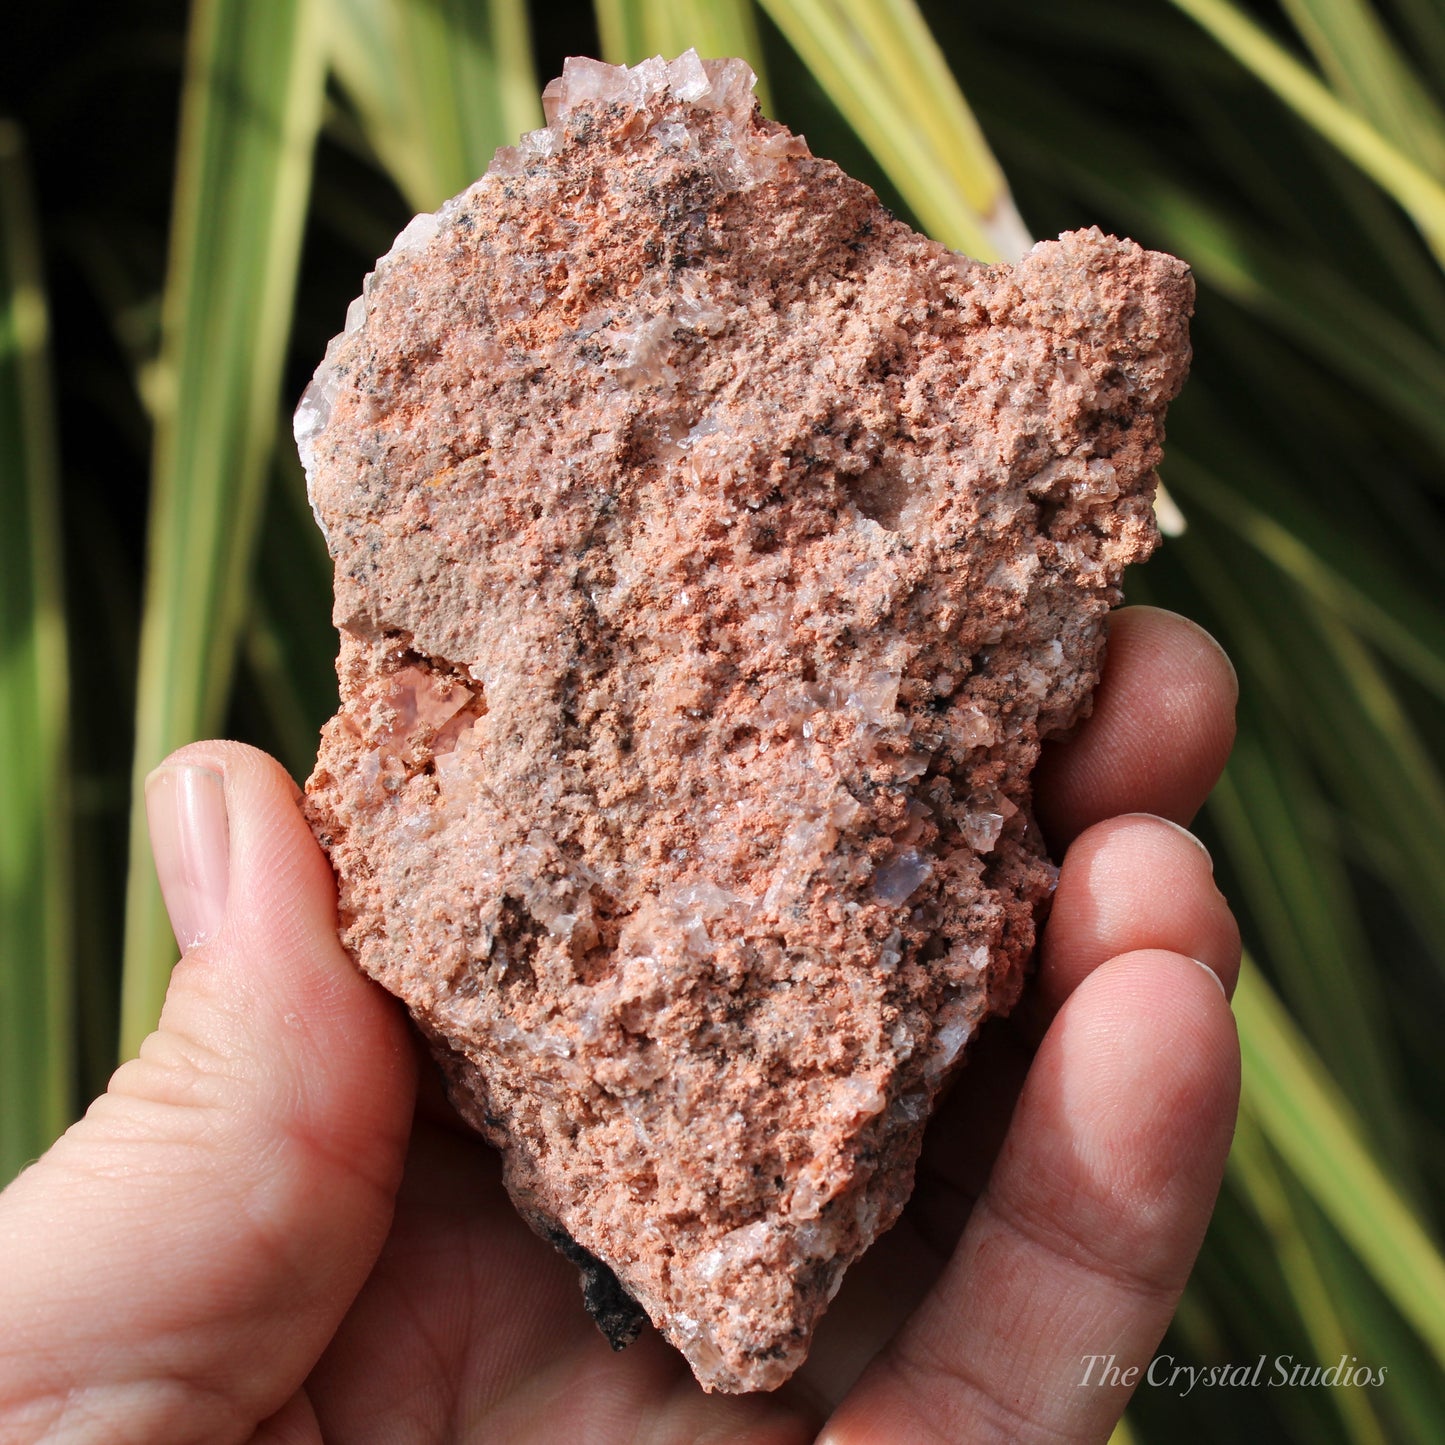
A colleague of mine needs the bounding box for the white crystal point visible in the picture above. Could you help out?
[667,49,712,102]
[542,51,757,125]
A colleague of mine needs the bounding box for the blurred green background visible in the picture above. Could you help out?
[3,0,1445,1439]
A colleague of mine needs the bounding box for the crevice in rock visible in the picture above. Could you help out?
[379,626,485,693]
[491,897,543,991]
[847,461,908,531]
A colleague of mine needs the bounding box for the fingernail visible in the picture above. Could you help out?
[146,765,229,953]
[1189,957,1229,1001]
[1120,812,1212,870]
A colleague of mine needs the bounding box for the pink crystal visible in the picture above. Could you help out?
[299,53,1192,1393]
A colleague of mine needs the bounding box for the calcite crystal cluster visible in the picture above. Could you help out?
[299,52,1193,1393]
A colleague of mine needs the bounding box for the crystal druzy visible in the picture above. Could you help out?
[299,52,1193,1393]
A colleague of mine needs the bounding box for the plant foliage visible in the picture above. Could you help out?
[4,1,1443,1437]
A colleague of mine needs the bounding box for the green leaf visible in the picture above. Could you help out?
[1237,959,1445,1369]
[1168,0,1445,264]
[757,0,1030,258]
[1277,0,1445,175]
[1227,1109,1393,1445]
[1209,735,1420,1196]
[1174,519,1445,970]
[1105,1413,1138,1445]
[1391,0,1445,95]
[242,443,337,782]
[1168,451,1445,706]
[329,0,541,211]
[0,121,73,1181]
[119,0,328,1056]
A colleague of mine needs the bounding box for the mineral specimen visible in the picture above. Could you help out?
[299,52,1193,1393]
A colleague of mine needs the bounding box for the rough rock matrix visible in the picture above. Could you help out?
[299,52,1193,1393]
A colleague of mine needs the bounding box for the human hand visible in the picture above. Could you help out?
[0,605,1239,1444]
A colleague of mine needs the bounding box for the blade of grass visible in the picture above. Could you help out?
[1105,1414,1137,1445]
[1156,195,1445,462]
[0,121,73,1181]
[1227,1106,1392,1445]
[1236,957,1445,1368]
[593,0,649,68]
[1168,1280,1228,1365]
[825,0,1013,231]
[1173,1179,1351,1442]
[1175,519,1445,969]
[1163,62,1445,346]
[1250,578,1445,959]
[119,0,327,1056]
[1209,733,1419,1194]
[1304,611,1445,956]
[1278,1168,1445,1445]
[1137,523,1433,1197]
[757,0,1029,258]
[1277,0,1445,175]
[1391,0,1445,95]
[329,0,540,212]
[592,0,773,113]
[1173,308,1445,582]
[1167,451,1445,705]
[1167,0,1445,264]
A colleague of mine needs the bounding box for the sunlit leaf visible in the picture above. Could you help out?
[758,0,1029,259]
[1227,1109,1392,1445]
[329,0,540,210]
[1237,960,1445,1368]
[1168,0,1445,263]
[119,0,328,1055]
[1279,0,1445,174]
[0,121,73,1181]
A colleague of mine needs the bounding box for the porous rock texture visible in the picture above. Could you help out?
[299,52,1193,1393]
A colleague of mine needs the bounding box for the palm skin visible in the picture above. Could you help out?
[0,606,1240,1445]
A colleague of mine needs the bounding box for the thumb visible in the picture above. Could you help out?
[0,742,416,1444]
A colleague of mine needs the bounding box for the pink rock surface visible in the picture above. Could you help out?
[299,53,1193,1393]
